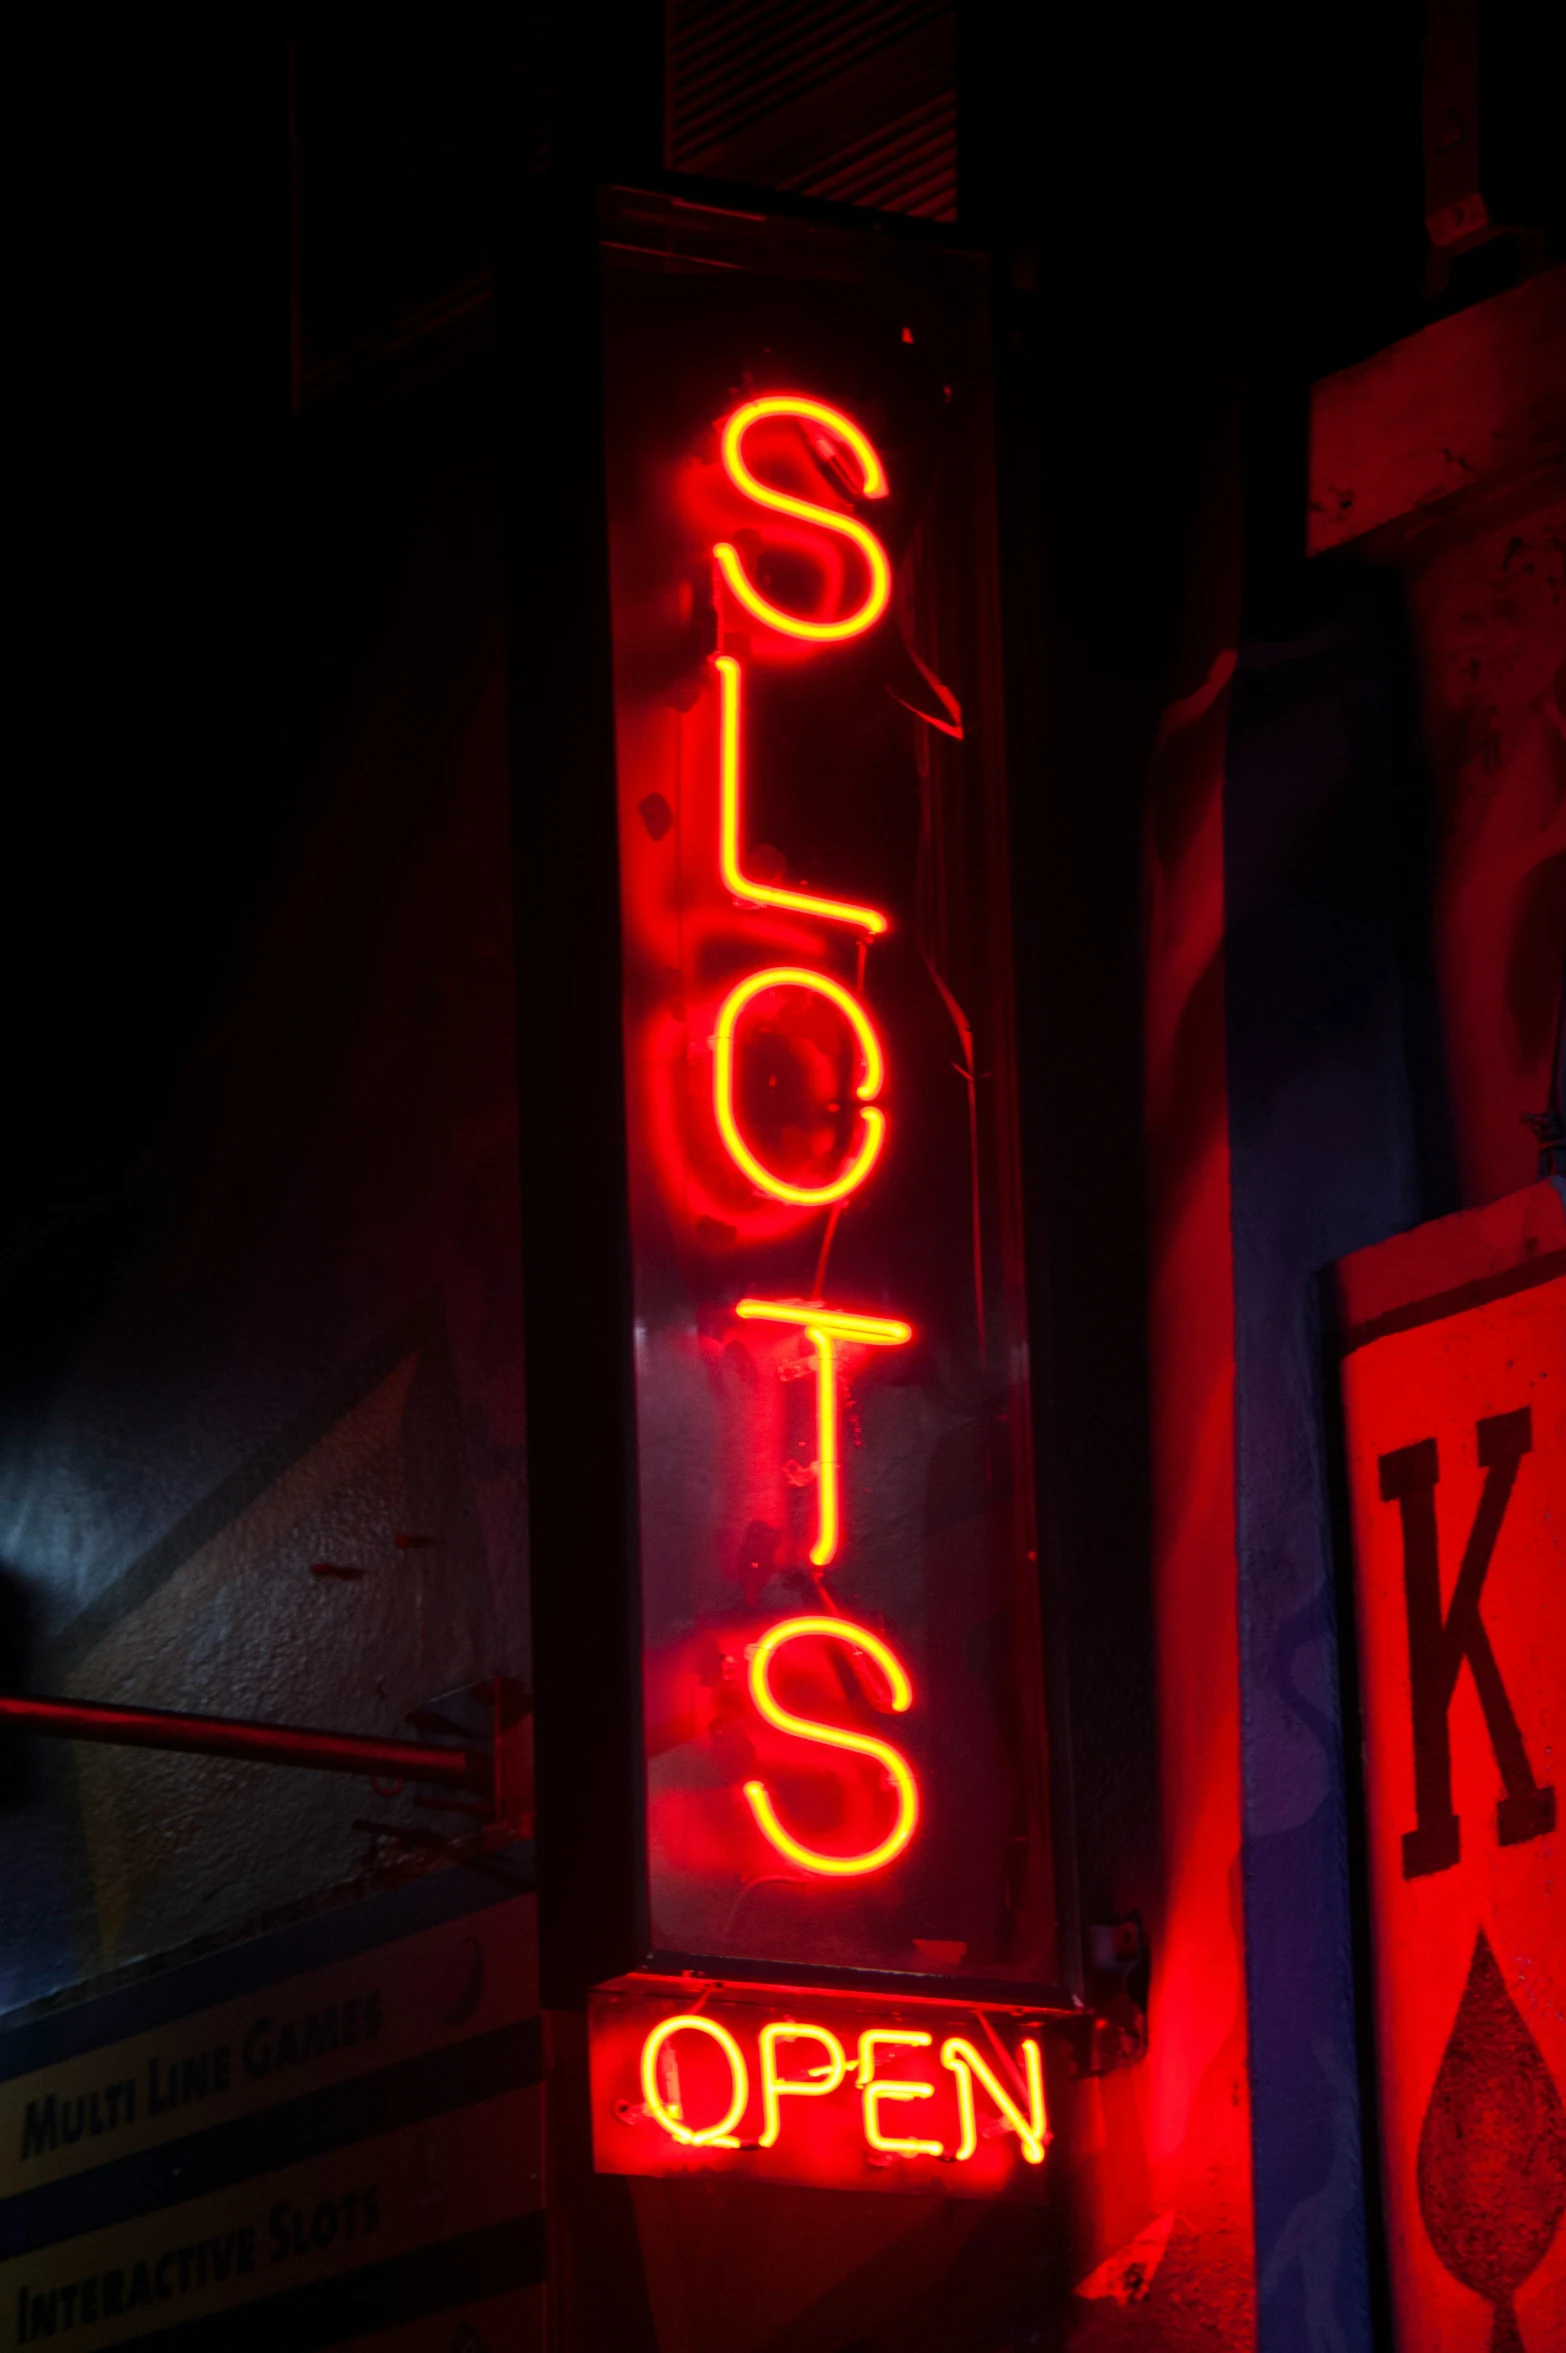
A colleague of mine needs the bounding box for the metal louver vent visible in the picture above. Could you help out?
[669,0,957,222]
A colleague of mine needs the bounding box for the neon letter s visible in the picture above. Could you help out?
[743,1616,919,1876]
[714,397,892,643]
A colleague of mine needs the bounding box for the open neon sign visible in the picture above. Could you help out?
[589,1980,1051,2199]
[641,2012,1045,2163]
[595,192,1060,2193]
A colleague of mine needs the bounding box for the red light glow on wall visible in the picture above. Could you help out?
[590,1979,1052,2199]
[598,195,1058,2160]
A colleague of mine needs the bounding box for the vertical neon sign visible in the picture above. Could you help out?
[705,392,923,1890]
[598,191,1059,2049]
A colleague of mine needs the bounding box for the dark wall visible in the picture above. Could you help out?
[3,18,529,2004]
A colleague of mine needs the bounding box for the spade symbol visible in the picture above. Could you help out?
[1417,1929,1566,2350]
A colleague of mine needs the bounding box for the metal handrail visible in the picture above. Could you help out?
[0,1692,490,1796]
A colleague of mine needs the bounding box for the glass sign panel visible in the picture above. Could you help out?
[601,190,1056,1996]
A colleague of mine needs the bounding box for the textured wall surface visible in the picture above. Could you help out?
[1,362,527,2016]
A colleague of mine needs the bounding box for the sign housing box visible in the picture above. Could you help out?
[506,181,1072,2192]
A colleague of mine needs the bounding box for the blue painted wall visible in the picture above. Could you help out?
[1225,583,1449,2350]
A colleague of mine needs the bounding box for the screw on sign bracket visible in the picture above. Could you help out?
[1074,1914,1149,2075]
[407,1674,534,1847]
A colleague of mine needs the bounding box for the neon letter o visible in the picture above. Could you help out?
[640,2014,750,2146]
[713,966,886,1206]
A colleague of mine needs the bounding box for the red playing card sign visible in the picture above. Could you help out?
[1336,1181,1566,2351]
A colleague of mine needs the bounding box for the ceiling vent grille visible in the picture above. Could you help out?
[668,0,956,221]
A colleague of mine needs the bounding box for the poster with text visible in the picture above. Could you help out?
[3,1871,541,2351]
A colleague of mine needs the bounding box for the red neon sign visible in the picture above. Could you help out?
[758,2019,849,2145]
[712,966,888,1206]
[715,655,888,934]
[858,2029,944,2157]
[639,2012,749,2148]
[709,394,914,1873]
[600,191,1059,2188]
[733,1300,911,1566]
[743,1615,919,1877]
[591,1979,1052,2199]
[712,395,893,643]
